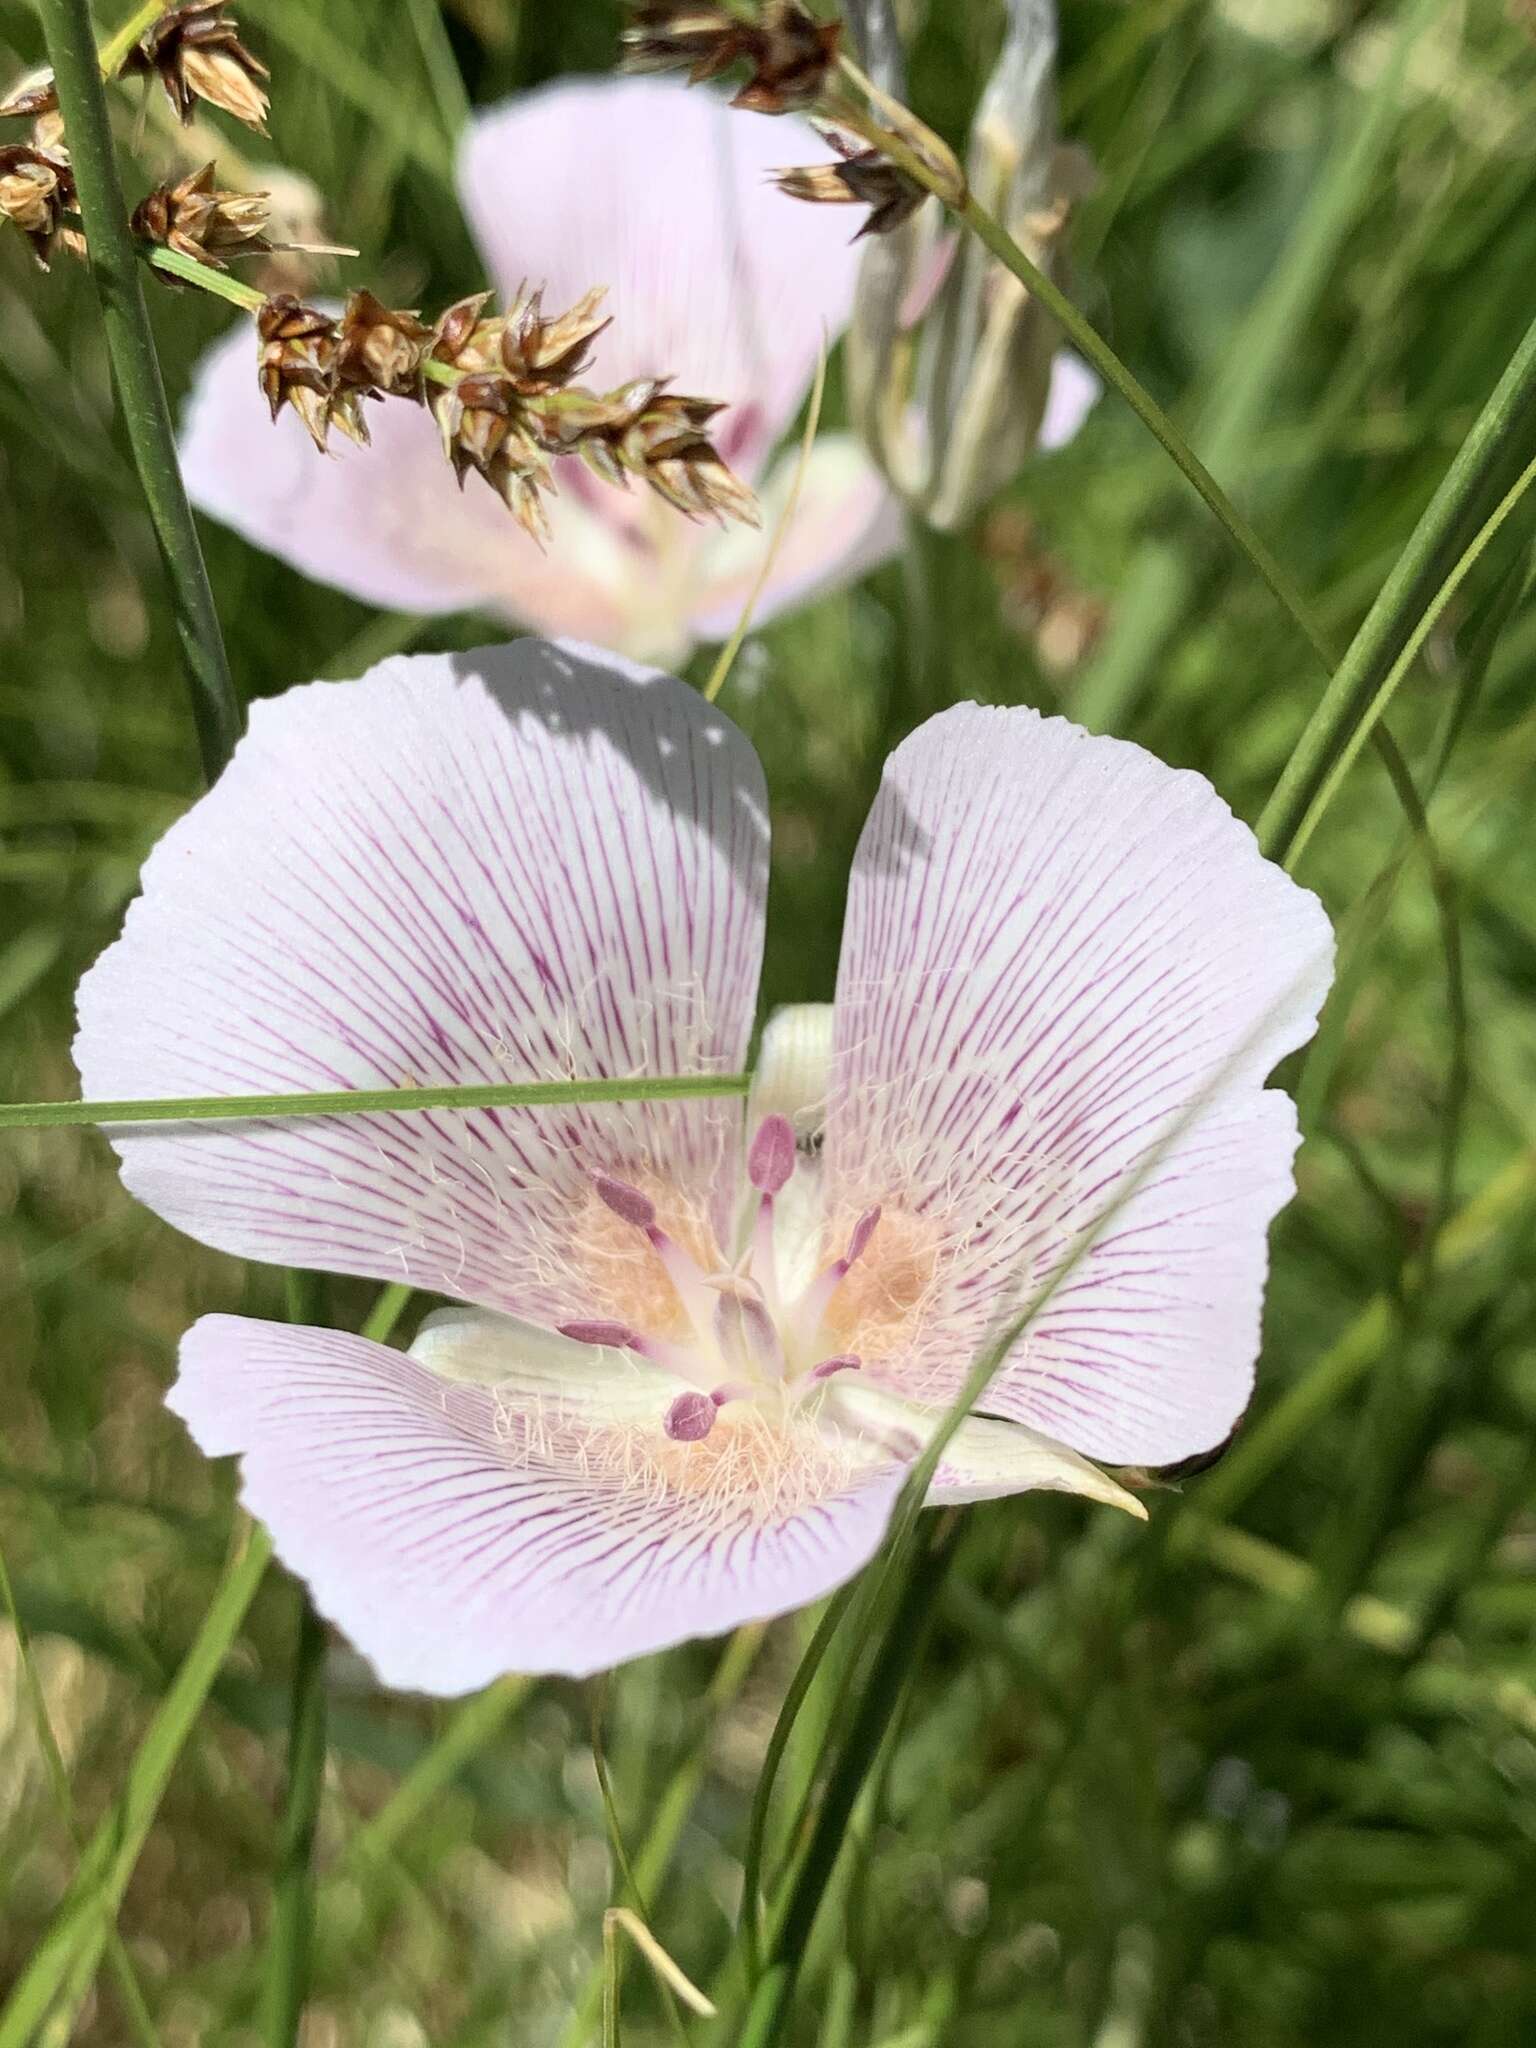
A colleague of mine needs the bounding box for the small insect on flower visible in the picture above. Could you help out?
[124,0,270,133]
[0,140,76,268]
[131,163,270,270]
[75,639,1334,1693]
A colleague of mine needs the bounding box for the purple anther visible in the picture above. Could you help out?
[664,1390,718,1442]
[845,1206,882,1266]
[594,1174,657,1230]
[811,1354,861,1381]
[559,1320,642,1351]
[747,1114,796,1196]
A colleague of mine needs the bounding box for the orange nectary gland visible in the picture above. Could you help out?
[821,1204,940,1364]
[566,1175,720,1341]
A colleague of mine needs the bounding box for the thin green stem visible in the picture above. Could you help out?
[38,0,241,785]
[0,1525,272,2048]
[1258,307,1536,862]
[589,1683,688,2048]
[96,0,162,77]
[0,1073,753,1132]
[1284,450,1536,867]
[738,1588,858,1986]
[953,191,1331,671]
[403,0,472,141]
[263,1594,328,2048]
[343,1677,531,1873]
[737,1520,958,2048]
[0,1542,163,2048]
[559,1629,764,2048]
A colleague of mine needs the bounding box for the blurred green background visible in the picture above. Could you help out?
[4,0,1536,2042]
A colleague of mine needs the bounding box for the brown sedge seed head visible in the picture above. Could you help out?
[775,135,925,238]
[0,140,76,268]
[335,289,433,397]
[622,1,839,115]
[131,161,270,270]
[255,292,370,451]
[125,1,270,133]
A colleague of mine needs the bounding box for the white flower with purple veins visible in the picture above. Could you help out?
[75,640,1331,1693]
[179,73,1098,666]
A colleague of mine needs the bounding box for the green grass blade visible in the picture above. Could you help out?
[0,1525,272,2048]
[262,1593,329,2048]
[1259,308,1536,862]
[0,1073,753,1131]
[37,0,241,784]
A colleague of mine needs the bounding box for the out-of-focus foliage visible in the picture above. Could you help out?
[3,1,1536,2043]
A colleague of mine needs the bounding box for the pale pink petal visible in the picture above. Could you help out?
[825,704,1333,1467]
[171,1314,904,1689]
[74,642,768,1324]
[1039,352,1100,452]
[825,1379,1144,1515]
[459,76,862,480]
[687,434,903,644]
[181,321,655,646]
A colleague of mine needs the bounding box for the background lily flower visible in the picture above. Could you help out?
[74,639,1331,1692]
[178,75,1094,664]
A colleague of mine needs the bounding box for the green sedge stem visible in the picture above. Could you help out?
[39,0,242,786]
[0,1073,752,1132]
[146,247,497,388]
[0,1540,164,2048]
[96,0,162,77]
[1259,306,1536,862]
[738,1521,957,2048]
[738,1587,859,1987]
[0,1526,272,2048]
[1284,449,1536,867]
[952,188,1331,670]
[263,1593,328,2048]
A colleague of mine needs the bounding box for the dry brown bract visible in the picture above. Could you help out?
[334,291,434,399]
[250,281,758,544]
[581,381,761,526]
[131,162,270,269]
[0,69,60,121]
[434,374,554,541]
[776,132,924,239]
[623,0,840,115]
[124,0,270,132]
[432,285,611,396]
[256,294,368,452]
[0,140,76,268]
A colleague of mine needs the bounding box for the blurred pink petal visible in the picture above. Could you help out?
[688,433,903,643]
[825,703,1333,1467]
[459,75,863,482]
[171,1314,904,1690]
[1040,351,1100,451]
[75,640,767,1319]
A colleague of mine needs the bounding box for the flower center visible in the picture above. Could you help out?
[558,1115,882,1442]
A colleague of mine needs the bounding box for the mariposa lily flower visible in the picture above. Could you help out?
[179,74,1097,664]
[75,639,1331,1693]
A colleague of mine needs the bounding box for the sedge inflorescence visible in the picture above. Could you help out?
[0,2,761,546]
